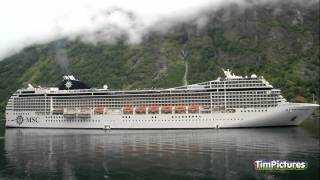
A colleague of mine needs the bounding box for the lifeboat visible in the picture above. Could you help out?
[123,107,134,114]
[161,106,173,113]
[175,106,186,111]
[188,105,200,111]
[175,106,186,113]
[123,107,134,111]
[94,107,105,114]
[135,107,146,111]
[135,107,146,114]
[148,106,159,113]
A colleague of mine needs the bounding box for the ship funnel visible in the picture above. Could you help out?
[63,75,76,81]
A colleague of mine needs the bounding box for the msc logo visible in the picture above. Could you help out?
[65,80,73,89]
[16,115,24,125]
[15,116,39,125]
[26,117,39,123]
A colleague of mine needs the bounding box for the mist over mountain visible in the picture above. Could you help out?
[0,0,317,60]
[0,0,319,119]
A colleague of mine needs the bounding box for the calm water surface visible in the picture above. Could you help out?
[0,119,319,180]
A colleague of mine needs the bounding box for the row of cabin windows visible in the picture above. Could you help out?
[122,115,203,119]
[241,109,268,112]
[45,119,101,123]
[14,91,276,101]
[13,100,279,108]
[12,104,276,112]
[15,98,279,103]
[14,99,278,106]
[9,118,244,122]
[211,80,263,84]
[122,118,243,122]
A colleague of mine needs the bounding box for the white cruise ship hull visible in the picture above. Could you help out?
[5,103,318,129]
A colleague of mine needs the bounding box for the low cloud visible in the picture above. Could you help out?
[0,0,316,60]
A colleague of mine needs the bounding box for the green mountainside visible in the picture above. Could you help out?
[0,1,319,119]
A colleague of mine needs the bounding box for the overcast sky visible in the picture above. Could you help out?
[0,0,311,61]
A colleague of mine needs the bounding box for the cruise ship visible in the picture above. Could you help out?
[5,69,319,129]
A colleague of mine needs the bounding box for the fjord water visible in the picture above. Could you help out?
[0,119,319,180]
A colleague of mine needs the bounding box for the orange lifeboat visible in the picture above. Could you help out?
[148,106,159,113]
[175,106,186,111]
[94,107,105,114]
[135,107,146,113]
[123,107,134,114]
[175,106,186,114]
[162,106,173,113]
[135,107,146,111]
[188,105,200,111]
[123,107,134,112]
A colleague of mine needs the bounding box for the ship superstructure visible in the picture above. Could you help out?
[5,69,319,129]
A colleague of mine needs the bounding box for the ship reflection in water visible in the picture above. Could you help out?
[1,126,319,180]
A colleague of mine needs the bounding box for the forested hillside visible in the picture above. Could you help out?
[0,1,319,119]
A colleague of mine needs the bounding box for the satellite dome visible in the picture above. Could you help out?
[251,74,257,78]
